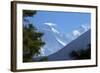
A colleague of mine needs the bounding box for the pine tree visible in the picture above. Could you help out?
[23,10,45,62]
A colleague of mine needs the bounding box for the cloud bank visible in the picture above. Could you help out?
[73,30,81,37]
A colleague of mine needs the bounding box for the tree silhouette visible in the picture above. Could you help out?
[23,10,36,17]
[23,10,45,62]
[69,44,91,60]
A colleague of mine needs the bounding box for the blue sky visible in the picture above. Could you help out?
[24,10,91,56]
[28,11,91,34]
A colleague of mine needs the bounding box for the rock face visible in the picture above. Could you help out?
[48,29,91,61]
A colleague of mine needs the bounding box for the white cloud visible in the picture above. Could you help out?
[44,22,56,27]
[44,22,60,34]
[73,30,81,37]
[81,24,90,31]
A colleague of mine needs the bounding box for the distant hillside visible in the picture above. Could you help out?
[48,29,91,61]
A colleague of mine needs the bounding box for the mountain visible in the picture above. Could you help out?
[48,29,91,61]
[38,23,68,56]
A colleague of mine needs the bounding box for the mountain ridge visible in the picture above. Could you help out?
[48,29,91,61]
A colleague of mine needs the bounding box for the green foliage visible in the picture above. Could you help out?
[23,10,45,62]
[39,57,48,61]
[69,44,91,60]
[23,10,36,17]
[23,24,45,62]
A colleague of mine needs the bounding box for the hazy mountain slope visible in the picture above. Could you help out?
[48,29,91,61]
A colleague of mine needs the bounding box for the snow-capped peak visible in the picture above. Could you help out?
[39,22,90,56]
